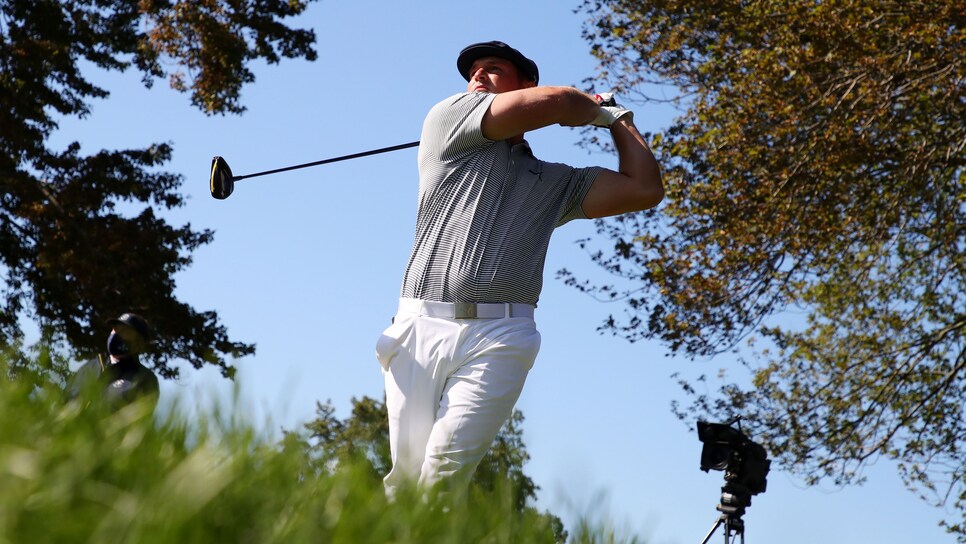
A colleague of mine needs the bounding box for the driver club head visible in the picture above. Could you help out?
[210,156,234,200]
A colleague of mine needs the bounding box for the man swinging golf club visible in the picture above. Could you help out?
[376,40,664,497]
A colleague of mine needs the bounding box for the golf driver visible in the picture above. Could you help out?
[210,140,420,199]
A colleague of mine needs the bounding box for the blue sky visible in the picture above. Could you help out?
[50,1,954,542]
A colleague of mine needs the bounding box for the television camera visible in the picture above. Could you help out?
[697,417,771,544]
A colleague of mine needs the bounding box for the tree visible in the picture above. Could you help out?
[571,0,964,537]
[0,0,319,378]
[300,396,567,542]
[301,396,392,484]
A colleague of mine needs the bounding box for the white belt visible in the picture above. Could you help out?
[398,298,534,319]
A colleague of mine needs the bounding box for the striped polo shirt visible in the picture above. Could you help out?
[400,92,602,306]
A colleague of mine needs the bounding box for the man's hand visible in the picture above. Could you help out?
[591,93,634,128]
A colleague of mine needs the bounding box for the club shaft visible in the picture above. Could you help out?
[232,141,420,182]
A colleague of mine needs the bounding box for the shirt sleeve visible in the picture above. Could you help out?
[557,166,605,226]
[65,358,101,401]
[419,92,497,164]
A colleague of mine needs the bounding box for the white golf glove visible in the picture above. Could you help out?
[591,92,633,128]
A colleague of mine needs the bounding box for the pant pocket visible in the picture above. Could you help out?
[469,319,542,372]
[375,316,413,371]
[516,326,541,372]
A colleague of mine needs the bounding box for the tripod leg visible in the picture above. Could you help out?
[700,517,723,544]
[723,517,744,544]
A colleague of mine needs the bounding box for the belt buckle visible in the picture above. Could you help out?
[453,302,477,319]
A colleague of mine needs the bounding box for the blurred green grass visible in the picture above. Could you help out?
[0,358,642,543]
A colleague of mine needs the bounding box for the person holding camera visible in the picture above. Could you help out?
[66,312,160,413]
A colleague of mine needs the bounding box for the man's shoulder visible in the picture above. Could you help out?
[75,357,104,374]
[420,93,498,158]
[65,357,104,399]
[428,92,495,116]
[133,359,159,383]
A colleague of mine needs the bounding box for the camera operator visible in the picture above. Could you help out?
[66,313,160,413]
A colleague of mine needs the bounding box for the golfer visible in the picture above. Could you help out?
[376,41,663,496]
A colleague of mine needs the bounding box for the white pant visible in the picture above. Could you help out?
[376,299,541,496]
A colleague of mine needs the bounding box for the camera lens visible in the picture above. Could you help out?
[702,444,734,472]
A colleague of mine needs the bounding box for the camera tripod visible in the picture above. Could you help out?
[699,483,752,544]
[700,511,745,544]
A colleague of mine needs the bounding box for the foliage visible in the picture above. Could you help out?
[0,355,616,543]
[0,0,320,378]
[300,396,567,542]
[300,396,392,484]
[2,326,72,387]
[572,0,964,537]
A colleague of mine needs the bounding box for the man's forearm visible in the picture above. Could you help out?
[554,87,605,127]
[485,86,600,140]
